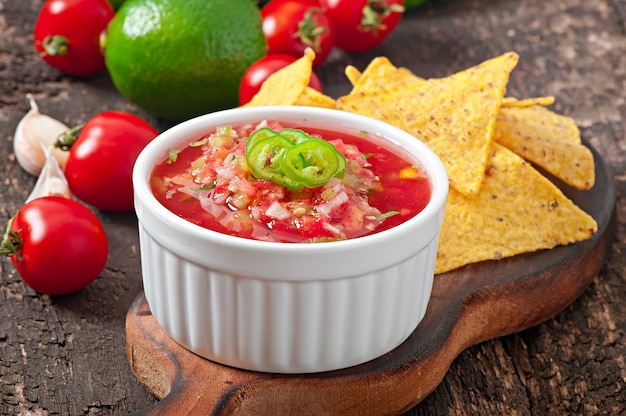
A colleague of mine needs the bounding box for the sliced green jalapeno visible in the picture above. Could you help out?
[245,127,281,155]
[245,135,302,190]
[278,128,312,144]
[245,127,346,191]
[281,138,347,188]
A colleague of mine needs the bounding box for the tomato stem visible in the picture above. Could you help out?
[294,7,328,53]
[54,123,85,151]
[41,35,70,57]
[0,217,23,262]
[360,0,405,36]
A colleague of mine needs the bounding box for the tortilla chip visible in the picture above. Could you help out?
[337,52,520,196]
[435,142,598,274]
[245,49,315,107]
[345,65,546,109]
[497,104,581,143]
[502,96,555,108]
[494,105,594,190]
[347,56,424,95]
[295,87,336,108]
[345,65,362,86]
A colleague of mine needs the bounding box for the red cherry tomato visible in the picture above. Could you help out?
[239,54,324,105]
[1,196,109,296]
[319,0,404,53]
[33,0,114,77]
[261,0,335,68]
[63,111,159,211]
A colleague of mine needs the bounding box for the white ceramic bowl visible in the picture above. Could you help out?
[133,106,448,373]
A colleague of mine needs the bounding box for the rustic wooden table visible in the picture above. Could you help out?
[2,0,626,414]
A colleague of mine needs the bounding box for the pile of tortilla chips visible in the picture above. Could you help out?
[245,49,598,275]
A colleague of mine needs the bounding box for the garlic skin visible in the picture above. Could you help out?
[13,94,70,176]
[25,145,71,203]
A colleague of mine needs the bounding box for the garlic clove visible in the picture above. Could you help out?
[25,144,72,203]
[13,94,70,176]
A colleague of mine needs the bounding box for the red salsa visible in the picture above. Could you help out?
[150,120,431,243]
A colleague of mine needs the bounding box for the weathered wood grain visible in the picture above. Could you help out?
[2,0,626,414]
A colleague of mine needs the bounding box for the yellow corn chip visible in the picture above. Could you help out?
[502,96,556,107]
[435,142,598,274]
[245,49,315,107]
[498,104,581,143]
[348,56,425,95]
[295,87,336,109]
[494,105,594,190]
[337,52,520,196]
[345,64,546,110]
[345,65,362,86]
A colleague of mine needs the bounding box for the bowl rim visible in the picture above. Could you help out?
[133,106,448,279]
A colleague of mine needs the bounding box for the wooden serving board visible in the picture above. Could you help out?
[125,142,615,416]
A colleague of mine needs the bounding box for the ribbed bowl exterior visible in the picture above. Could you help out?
[133,106,449,374]
[139,223,439,373]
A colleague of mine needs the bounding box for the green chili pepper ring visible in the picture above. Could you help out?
[245,127,280,155]
[281,138,346,187]
[246,134,302,190]
[244,127,346,190]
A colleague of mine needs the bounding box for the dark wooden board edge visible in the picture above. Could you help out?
[125,141,616,415]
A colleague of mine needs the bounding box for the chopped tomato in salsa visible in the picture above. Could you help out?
[150,121,431,243]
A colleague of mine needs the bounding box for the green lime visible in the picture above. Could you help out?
[104,0,267,121]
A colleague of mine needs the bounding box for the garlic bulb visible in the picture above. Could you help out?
[13,94,70,176]
[25,145,71,203]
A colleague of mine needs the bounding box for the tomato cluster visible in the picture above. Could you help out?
[262,0,405,60]
[23,2,165,296]
[2,109,158,296]
[240,0,405,105]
